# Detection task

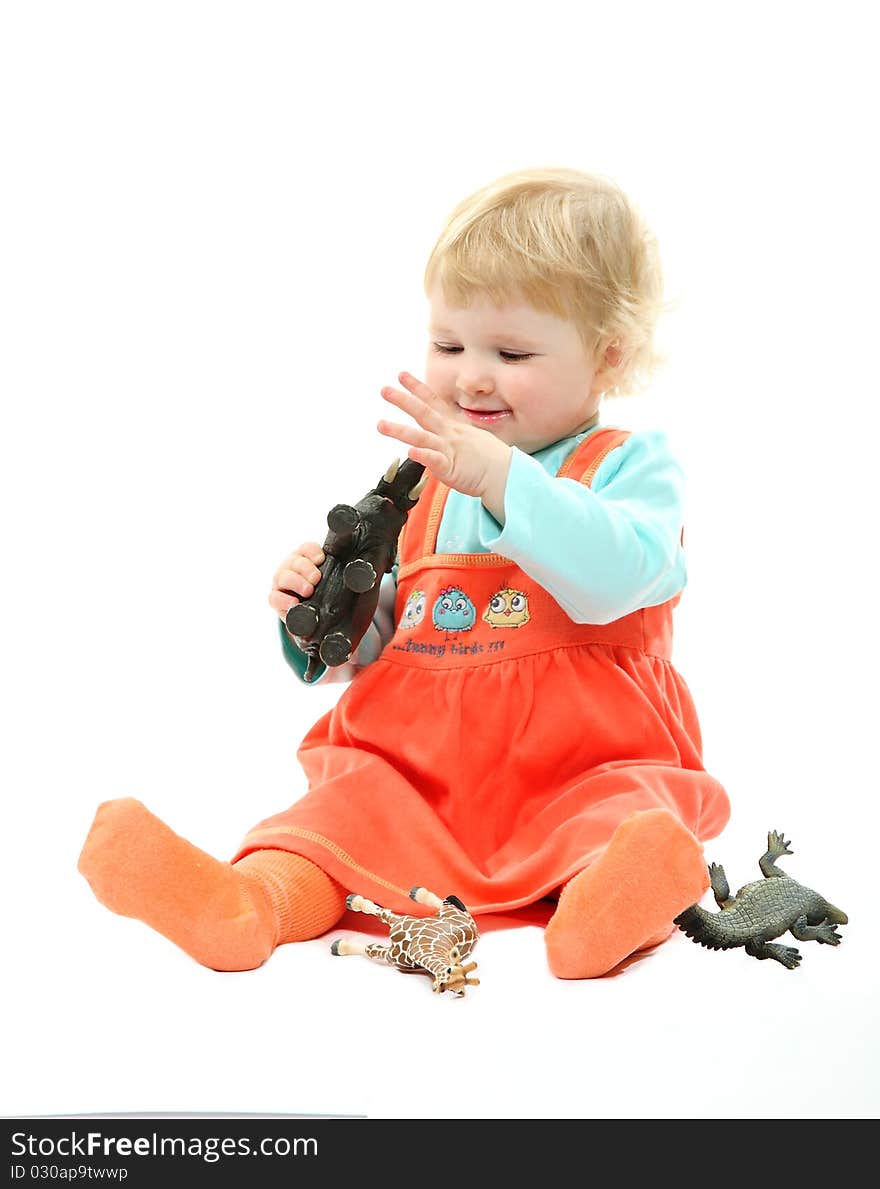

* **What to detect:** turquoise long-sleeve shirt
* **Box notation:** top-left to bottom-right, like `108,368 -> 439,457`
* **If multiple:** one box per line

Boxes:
280,424 -> 687,684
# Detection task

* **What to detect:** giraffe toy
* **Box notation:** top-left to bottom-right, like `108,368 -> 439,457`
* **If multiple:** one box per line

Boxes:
330,886 -> 480,997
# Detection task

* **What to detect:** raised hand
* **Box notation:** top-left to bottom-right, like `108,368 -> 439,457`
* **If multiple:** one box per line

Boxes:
378,372 -> 511,522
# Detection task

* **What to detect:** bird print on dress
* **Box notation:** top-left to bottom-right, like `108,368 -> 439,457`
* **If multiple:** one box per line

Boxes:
398,588 -> 427,630
431,586 -> 477,635
483,587 -> 531,628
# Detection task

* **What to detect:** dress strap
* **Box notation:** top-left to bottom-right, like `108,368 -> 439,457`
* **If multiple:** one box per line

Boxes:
559,425 -> 684,548
556,426 -> 631,486
397,470 -> 440,569
398,470 -> 508,570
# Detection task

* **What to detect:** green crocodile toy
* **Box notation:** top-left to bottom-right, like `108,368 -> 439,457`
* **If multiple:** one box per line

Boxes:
674,830 -> 848,969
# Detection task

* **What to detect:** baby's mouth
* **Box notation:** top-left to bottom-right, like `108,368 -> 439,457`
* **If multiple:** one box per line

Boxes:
459,405 -> 512,424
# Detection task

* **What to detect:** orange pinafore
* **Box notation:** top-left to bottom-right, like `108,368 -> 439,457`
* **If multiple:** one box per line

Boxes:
235,428 -> 730,914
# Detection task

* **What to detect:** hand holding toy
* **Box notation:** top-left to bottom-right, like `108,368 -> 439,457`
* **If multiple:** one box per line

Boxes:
284,457 -> 428,682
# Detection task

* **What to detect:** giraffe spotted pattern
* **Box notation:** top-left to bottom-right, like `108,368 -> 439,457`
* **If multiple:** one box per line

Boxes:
331,886 -> 480,996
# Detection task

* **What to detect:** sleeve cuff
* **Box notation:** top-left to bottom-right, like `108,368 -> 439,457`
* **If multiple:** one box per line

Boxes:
278,618 -> 328,684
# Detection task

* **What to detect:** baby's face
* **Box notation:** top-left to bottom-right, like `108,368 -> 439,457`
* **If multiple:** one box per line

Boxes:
425,286 -> 606,454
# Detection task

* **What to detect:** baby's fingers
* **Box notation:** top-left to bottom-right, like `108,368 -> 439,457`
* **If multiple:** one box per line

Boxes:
380,383 -> 445,433
291,541 -> 326,567
376,415 -> 440,455
397,371 -> 438,402
270,544 -> 325,618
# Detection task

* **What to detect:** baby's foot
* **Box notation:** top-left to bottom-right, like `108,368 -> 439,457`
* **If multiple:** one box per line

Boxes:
77,797 -> 276,970
544,808 -> 709,979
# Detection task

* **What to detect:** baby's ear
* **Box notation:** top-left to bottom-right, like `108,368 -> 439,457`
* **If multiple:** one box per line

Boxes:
589,338 -> 623,397
601,338 -> 623,371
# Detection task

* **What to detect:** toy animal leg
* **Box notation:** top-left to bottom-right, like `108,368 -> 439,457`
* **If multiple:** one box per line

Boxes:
709,862 -> 734,909
343,558 -> 378,593
745,938 -> 801,968
363,942 -> 397,965
409,886 -> 445,910
319,631 -> 353,667
329,936 -> 396,966
326,503 -> 361,544
759,831 -> 793,879
285,601 -> 319,640
345,893 -> 401,930
789,916 -> 842,946
330,937 -> 369,957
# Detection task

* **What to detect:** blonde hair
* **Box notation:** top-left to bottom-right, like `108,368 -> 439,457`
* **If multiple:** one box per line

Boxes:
423,167 -> 667,397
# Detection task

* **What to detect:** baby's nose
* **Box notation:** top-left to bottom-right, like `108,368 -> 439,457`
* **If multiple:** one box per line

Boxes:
457,369 -> 496,397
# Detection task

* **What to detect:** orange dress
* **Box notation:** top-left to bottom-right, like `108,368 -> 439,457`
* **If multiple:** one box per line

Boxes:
234,428 -> 730,914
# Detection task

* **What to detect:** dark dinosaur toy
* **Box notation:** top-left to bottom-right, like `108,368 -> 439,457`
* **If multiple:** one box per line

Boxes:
285,457 -> 428,682
674,830 -> 847,969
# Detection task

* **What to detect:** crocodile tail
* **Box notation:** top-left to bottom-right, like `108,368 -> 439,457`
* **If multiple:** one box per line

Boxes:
673,904 -> 738,950
823,901 -> 848,925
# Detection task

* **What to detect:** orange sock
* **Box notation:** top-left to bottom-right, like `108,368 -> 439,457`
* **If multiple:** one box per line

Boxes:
544,808 -> 709,979
77,797 -> 347,971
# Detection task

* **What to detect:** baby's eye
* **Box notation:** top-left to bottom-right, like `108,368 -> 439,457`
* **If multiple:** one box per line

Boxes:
431,343 -> 533,362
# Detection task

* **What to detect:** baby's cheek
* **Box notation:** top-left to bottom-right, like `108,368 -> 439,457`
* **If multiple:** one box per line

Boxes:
424,358 -> 453,396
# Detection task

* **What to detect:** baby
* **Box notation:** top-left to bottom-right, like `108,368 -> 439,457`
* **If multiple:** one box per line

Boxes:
78,167 -> 730,979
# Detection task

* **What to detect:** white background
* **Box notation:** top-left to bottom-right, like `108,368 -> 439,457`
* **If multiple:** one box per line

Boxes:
2,1 -> 878,1121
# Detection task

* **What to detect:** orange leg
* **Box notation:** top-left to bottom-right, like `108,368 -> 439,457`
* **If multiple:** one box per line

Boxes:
544,808 -> 709,979
77,797 -> 347,971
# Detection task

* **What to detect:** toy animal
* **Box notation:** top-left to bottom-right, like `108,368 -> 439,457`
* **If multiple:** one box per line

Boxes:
285,457 -> 427,682
674,830 -> 848,968
331,886 -> 480,997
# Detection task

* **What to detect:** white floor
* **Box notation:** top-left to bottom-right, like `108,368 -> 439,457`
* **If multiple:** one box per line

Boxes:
10,888 -> 877,1121
6,752 -> 877,1121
